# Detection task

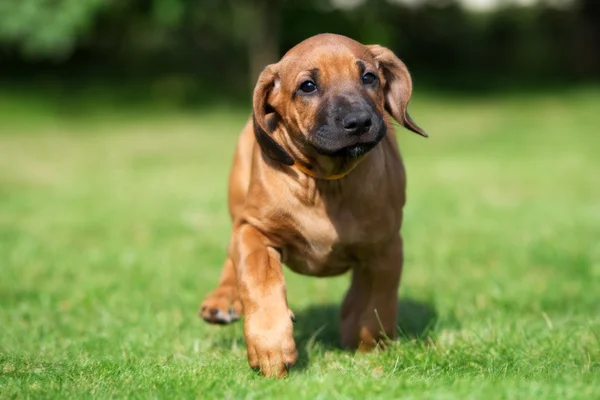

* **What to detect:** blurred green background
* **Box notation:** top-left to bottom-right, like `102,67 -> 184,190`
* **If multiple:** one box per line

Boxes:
1,0 -> 599,398
1,0 -> 599,103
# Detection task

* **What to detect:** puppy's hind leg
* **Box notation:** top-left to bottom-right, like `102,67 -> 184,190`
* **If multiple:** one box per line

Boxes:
200,121 -> 252,325
200,256 -> 243,324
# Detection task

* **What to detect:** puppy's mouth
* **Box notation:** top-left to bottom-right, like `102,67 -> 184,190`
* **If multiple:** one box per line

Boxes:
325,141 -> 378,158
309,124 -> 387,158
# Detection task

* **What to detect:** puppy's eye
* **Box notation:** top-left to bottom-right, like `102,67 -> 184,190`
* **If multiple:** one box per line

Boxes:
362,72 -> 378,85
299,80 -> 317,94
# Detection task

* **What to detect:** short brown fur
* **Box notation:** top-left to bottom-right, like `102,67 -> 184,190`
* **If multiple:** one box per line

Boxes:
199,33 -> 426,378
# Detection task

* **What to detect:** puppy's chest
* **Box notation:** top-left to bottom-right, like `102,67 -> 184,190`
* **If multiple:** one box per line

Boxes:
282,200 -> 401,276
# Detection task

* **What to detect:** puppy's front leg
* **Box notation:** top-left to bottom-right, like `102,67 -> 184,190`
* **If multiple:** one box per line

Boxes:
340,234 -> 403,351
233,223 -> 297,378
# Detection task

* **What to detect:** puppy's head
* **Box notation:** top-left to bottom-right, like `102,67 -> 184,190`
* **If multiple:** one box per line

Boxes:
253,33 -> 426,168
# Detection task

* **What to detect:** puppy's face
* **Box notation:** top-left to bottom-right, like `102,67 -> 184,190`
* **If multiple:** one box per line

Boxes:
253,34 -> 426,166
275,41 -> 388,158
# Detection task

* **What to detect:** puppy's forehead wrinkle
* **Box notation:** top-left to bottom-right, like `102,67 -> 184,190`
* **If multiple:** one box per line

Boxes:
310,68 -> 319,83
356,60 -> 366,75
280,43 -> 367,84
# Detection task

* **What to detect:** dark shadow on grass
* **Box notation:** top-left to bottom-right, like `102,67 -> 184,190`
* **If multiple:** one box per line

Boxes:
202,297 -> 447,373
291,298 -> 440,371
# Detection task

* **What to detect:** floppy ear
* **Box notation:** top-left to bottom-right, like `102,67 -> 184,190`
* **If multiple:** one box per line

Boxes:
252,64 -> 295,165
367,45 -> 428,138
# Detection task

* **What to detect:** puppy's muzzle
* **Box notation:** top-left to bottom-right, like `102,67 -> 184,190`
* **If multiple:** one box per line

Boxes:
310,95 -> 386,158
342,111 -> 372,136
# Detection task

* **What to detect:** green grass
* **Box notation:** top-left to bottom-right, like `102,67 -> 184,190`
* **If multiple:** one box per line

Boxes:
1,87 -> 599,399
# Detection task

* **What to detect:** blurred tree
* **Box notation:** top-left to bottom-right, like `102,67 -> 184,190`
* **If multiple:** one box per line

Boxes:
0,0 -> 105,59
230,0 -> 282,86
574,0 -> 600,76
0,0 -> 597,97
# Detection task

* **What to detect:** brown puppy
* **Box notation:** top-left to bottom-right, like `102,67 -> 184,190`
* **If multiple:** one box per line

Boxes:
199,33 -> 427,378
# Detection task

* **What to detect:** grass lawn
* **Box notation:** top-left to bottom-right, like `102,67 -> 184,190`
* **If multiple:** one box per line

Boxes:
1,87 -> 599,399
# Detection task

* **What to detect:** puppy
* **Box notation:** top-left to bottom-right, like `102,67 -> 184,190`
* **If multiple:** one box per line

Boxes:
200,33 -> 427,378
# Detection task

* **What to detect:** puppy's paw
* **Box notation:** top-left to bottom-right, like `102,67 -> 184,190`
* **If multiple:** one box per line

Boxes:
245,312 -> 298,378
199,287 -> 243,325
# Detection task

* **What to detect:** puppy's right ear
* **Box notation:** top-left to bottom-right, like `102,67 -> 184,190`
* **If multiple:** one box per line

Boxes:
367,45 -> 427,138
252,64 -> 294,166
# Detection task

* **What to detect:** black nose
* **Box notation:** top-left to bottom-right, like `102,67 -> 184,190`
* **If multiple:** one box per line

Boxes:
342,111 -> 372,135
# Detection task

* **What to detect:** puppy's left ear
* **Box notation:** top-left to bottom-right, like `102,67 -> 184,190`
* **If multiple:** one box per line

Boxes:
367,45 -> 428,138
252,64 -> 295,166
